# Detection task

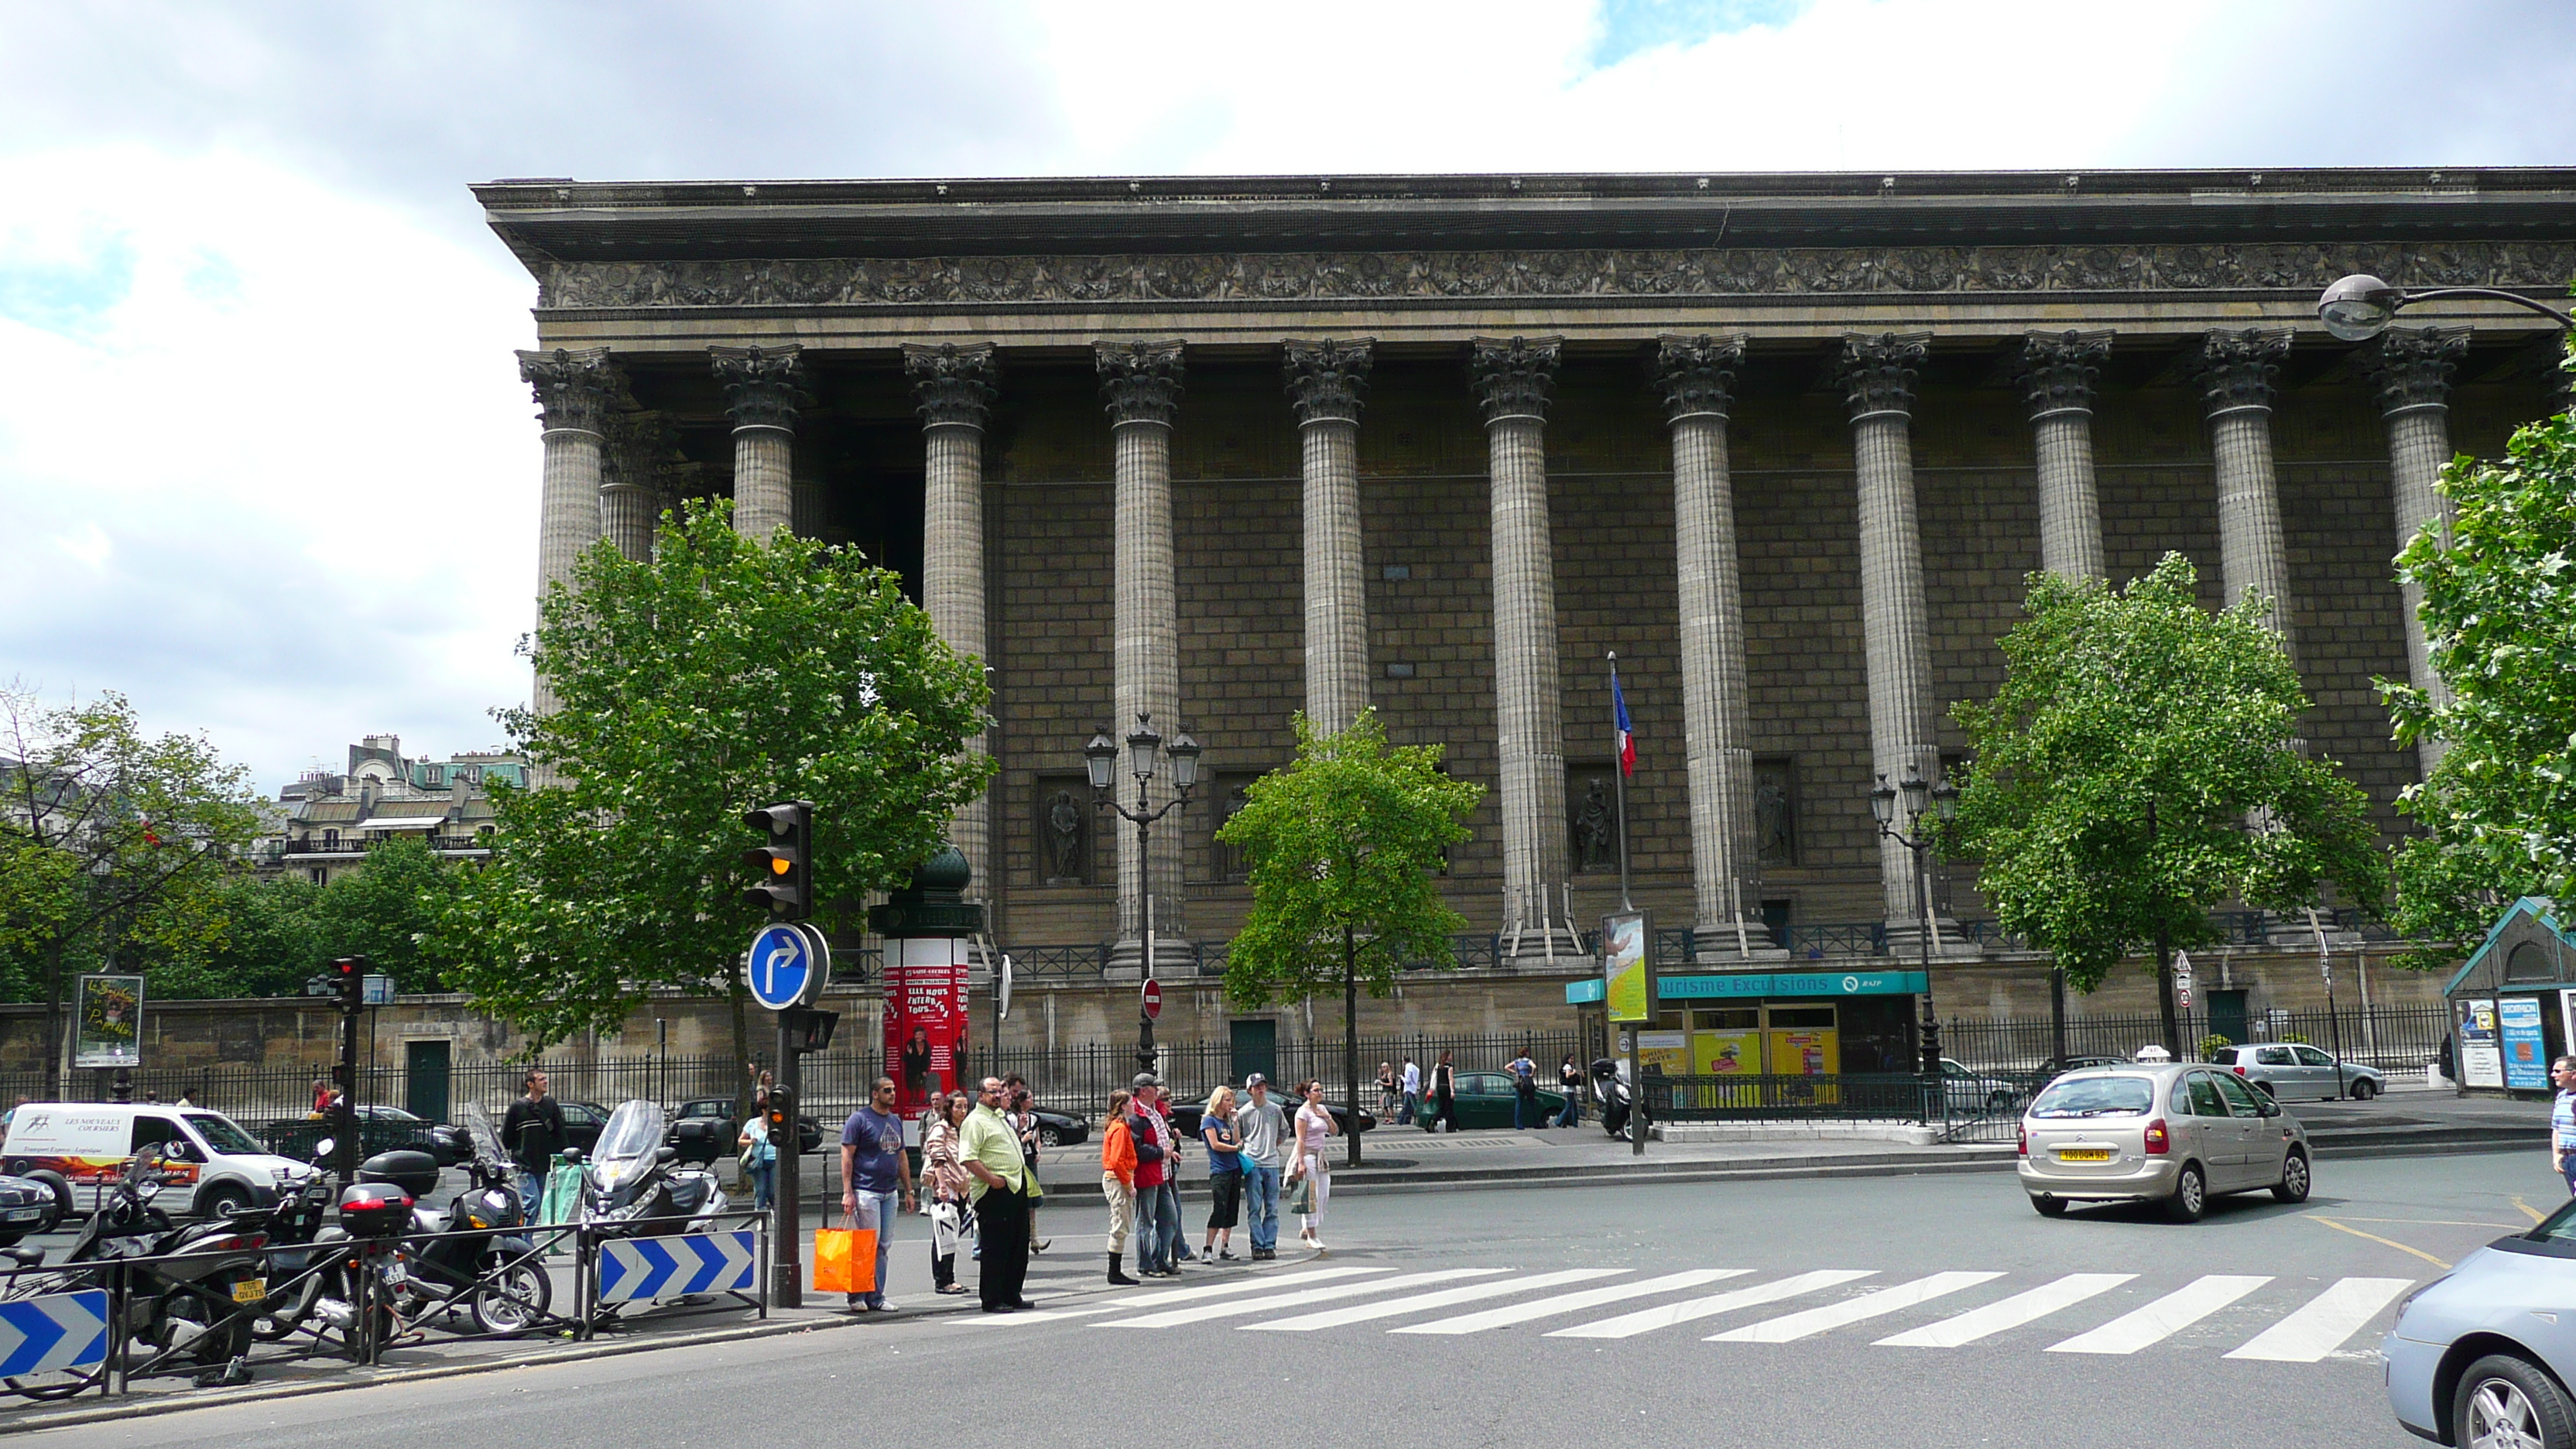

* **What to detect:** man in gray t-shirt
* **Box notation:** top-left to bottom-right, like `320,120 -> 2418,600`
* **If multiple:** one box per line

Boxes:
1232,1074 -> 1289,1260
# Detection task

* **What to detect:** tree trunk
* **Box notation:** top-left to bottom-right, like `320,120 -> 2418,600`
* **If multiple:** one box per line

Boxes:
41,940 -> 66,1100
2155,929 -> 2181,1060
730,981 -> 754,1120
1345,924 -> 1361,1169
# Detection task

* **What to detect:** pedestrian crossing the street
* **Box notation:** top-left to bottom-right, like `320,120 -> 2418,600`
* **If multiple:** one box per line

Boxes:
1040,1263 -> 2414,1363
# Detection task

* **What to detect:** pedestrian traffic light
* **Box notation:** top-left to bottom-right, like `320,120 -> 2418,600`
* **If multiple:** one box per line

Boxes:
331,956 -> 367,1015
740,802 -> 814,920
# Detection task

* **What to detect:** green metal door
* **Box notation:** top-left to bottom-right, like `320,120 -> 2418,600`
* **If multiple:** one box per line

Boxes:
2208,991 -> 2249,1046
406,1040 -> 451,1122
1229,1019 -> 1276,1088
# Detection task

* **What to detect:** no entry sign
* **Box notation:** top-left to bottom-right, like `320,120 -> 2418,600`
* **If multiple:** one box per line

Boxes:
1142,978 -> 1163,1020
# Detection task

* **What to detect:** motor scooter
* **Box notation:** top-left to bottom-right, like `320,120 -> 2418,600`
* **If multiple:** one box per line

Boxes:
319,1109 -> 552,1339
568,1101 -> 726,1239
1591,1058 -> 1647,1142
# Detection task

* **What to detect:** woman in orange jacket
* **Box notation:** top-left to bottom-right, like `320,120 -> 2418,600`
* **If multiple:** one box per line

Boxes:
1101,1088 -> 1140,1285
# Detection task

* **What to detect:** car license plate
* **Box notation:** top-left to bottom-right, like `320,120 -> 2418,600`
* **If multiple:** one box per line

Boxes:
0,1208 -> 39,1223
231,1278 -> 265,1304
2057,1147 -> 2113,1163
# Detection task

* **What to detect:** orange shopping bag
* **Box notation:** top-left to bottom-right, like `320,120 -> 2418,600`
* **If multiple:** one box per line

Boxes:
814,1216 -> 877,1295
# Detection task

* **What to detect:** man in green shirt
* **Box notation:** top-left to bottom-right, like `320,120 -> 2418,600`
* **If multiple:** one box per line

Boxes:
960,1077 -> 1033,1313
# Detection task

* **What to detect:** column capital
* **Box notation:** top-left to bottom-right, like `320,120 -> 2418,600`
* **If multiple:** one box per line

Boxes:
2017,330 -> 2113,420
1834,332 -> 1929,422
2190,328 -> 2291,418
902,341 -> 1000,430
1096,339 -> 1186,427
601,408 -> 677,495
2361,326 -> 2470,418
1469,335 -> 1562,423
1283,337 -> 1374,425
516,347 -> 620,435
710,344 -> 810,432
1652,334 -> 1744,422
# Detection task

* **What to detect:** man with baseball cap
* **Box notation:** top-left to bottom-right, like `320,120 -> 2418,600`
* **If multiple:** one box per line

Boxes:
1234,1073 -> 1287,1261
1125,1074 -> 1181,1276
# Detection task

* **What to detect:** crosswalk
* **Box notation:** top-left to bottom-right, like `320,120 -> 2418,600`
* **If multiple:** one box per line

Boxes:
1004,1263 -> 2417,1362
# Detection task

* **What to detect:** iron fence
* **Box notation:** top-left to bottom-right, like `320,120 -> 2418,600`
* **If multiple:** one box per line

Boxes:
1937,1002 -> 2451,1077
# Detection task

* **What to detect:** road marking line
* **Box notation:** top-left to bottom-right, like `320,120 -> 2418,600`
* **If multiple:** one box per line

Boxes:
1547,1271 -> 1875,1341
1098,1270 -> 1502,1329
2225,1277 -> 2414,1362
1101,1266 -> 1392,1308
2513,1196 -> 2549,1225
2307,1216 -> 2451,1269
1391,1270 -> 1752,1335
943,1303 -> 1135,1324
2046,1275 -> 2273,1355
2331,1218 -> 2522,1229
1710,1272 -> 2002,1343
1241,1270 -> 1625,1332
1875,1273 -> 2137,1348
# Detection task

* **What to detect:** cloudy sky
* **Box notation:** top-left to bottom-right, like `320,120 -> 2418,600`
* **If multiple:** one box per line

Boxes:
2,0 -> 2570,792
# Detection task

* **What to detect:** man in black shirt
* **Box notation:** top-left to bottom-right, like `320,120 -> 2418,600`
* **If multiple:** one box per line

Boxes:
500,1070 -> 565,1209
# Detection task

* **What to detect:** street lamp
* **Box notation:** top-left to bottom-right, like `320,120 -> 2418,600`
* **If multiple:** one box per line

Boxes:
1087,712 -> 1201,1074
1871,765 -> 1958,1079
2317,272 -> 2575,341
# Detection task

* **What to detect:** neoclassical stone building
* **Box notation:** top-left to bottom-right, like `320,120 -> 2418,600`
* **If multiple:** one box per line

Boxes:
480,169 -> 2574,991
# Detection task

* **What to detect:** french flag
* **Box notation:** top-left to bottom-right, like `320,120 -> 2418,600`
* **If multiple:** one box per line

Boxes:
1613,673 -> 1636,778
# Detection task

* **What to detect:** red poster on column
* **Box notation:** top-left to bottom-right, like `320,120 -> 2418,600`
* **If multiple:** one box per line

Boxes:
884,937 -> 973,1136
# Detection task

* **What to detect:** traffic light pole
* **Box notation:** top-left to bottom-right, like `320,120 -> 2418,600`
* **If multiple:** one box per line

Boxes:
772,1009 -> 803,1309
333,956 -> 367,1183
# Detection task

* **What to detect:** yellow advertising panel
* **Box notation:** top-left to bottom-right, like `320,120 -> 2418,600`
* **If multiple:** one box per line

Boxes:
1691,1030 -> 1759,1076
1768,1029 -> 1840,1077
1635,1031 -> 1689,1076
1602,911 -> 1655,1024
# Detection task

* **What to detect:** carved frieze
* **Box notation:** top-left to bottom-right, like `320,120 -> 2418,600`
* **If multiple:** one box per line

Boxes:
2017,330 -> 2114,420
2360,326 -> 2471,416
1651,334 -> 1745,422
709,344 -> 809,431
1097,339 -> 1185,426
536,240 -> 2576,310
2191,329 -> 2293,417
1470,336 -> 1562,422
515,347 -> 619,434
1282,338 -> 1373,425
902,341 -> 999,430
1835,333 -> 1930,421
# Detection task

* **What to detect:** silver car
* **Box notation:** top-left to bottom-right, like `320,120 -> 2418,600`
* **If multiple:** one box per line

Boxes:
2018,1063 -> 2311,1222
2206,1042 -> 2388,1101
2387,1198 -> 2576,1446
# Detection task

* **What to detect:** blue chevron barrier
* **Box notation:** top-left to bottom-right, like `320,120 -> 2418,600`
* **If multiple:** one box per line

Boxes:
0,1290 -> 108,1377
596,1231 -> 757,1304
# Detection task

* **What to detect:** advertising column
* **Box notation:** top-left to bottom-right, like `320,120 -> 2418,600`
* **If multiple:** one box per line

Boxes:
869,848 -> 985,1145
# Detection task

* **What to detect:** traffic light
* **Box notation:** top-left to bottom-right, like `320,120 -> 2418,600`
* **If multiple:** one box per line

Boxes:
761,1087 -> 796,1138
740,802 -> 814,920
330,956 -> 367,1014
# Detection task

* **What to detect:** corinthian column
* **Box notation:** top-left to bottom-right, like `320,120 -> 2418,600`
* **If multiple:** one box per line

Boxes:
1653,336 -> 1773,957
601,409 -> 675,563
1098,340 -> 1187,963
1472,336 -> 1576,960
1283,339 -> 1373,735
1835,334 -> 1941,932
905,341 -> 1001,890
2191,330 -> 2297,654
2018,331 -> 2112,581
2362,326 -> 2469,777
516,346 -> 618,717
711,344 -> 807,538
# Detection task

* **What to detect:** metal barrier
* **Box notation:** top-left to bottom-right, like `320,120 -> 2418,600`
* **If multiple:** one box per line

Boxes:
1642,1071 -> 2023,1144
572,1209 -> 769,1341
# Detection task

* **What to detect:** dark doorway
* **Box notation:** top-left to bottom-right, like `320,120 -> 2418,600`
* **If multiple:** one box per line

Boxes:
1229,1019 -> 1277,1088
2208,991 -> 2249,1046
406,1040 -> 451,1123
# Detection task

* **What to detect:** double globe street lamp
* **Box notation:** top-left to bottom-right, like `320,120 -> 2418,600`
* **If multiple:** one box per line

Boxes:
1084,713 -> 1201,1073
1870,765 -> 1958,1079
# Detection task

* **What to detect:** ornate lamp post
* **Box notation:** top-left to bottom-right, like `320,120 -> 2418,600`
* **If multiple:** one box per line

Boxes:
1086,713 -> 1201,1073
1870,765 -> 1959,1078
2318,273 -> 2574,341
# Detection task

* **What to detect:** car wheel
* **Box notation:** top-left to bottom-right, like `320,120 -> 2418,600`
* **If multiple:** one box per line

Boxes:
2164,1163 -> 2208,1223
2454,1353 -> 2576,1449
2030,1195 -> 2069,1218
196,1182 -> 255,1219
1040,1126 -> 1066,1147
2351,1078 -> 2379,1101
2272,1149 -> 2311,1204
25,1170 -> 71,1225
2254,1079 -> 2277,1098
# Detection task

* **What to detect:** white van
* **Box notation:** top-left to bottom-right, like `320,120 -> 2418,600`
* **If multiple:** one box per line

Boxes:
0,1103 -> 320,1218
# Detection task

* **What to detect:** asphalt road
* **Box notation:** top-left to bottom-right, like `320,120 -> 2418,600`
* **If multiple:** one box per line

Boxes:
39,1149 -> 2564,1449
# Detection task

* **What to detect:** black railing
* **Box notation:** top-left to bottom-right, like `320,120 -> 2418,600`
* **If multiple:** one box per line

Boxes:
1647,1071 -> 1942,1123
1939,1002 -> 2451,1078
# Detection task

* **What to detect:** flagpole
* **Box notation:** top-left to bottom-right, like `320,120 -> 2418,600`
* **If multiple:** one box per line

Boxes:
1608,651 -> 1632,912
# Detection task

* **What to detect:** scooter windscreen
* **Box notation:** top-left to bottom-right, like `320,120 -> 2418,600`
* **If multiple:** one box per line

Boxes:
588,1100 -> 667,1194
461,1106 -> 509,1170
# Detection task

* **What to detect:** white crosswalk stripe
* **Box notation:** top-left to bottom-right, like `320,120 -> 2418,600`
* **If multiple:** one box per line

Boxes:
1875,1273 -> 2138,1348
1098,1270 -> 1505,1329
1547,1270 -> 1877,1340
2225,1277 -> 2414,1362
2046,1275 -> 2274,1355
1391,1269 -> 1753,1335
1242,1269 -> 1628,1332
1103,1266 -> 1392,1309
1709,1272 -> 2004,1343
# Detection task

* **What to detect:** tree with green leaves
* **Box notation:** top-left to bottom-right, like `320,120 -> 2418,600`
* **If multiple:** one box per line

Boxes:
0,684 -> 265,1071
2384,398 -> 2576,967
437,499 -> 992,1057
1950,556 -> 2386,1056
154,835 -> 466,1001
1214,709 -> 1483,1165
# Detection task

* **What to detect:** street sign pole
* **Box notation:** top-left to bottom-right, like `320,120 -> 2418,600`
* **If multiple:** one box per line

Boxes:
773,1006 -> 803,1309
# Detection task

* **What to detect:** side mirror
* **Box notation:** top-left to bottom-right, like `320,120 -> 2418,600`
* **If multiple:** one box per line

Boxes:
2255,1098 -> 2281,1118
314,1137 -> 337,1159
559,1148 -> 584,1166
161,1141 -> 200,1163
655,1145 -> 678,1165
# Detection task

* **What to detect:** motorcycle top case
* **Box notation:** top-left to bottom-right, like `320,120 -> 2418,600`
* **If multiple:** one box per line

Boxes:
356,1149 -> 440,1198
337,1180 -> 416,1237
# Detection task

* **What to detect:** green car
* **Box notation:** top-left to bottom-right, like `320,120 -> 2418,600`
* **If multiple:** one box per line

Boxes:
1422,1071 -> 1567,1130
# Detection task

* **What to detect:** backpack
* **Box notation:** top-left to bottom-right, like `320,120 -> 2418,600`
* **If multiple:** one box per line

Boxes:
1512,1060 -> 1535,1092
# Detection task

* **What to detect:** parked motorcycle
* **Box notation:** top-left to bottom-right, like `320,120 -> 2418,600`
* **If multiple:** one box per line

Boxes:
567,1100 -> 725,1238
1591,1058 -> 1646,1142
248,1138 -> 343,1343
321,1109 -> 552,1338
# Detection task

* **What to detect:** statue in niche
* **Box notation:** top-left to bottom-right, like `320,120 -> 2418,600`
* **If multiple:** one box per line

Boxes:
1573,779 -> 1615,872
1755,766 -> 1797,868
1218,783 -> 1252,881
1044,791 -> 1086,882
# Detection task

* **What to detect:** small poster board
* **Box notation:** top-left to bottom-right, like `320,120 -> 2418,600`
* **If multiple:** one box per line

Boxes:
73,975 -> 145,1069
1602,910 -> 1656,1026
2459,998 -> 2504,1090
2501,996 -> 2547,1091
